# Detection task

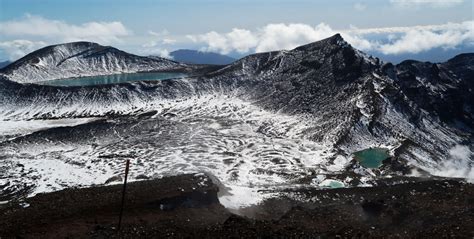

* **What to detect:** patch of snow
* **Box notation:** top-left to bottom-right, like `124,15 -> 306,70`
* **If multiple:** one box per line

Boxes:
218,185 -> 274,210
0,118 -> 99,142
319,179 -> 345,188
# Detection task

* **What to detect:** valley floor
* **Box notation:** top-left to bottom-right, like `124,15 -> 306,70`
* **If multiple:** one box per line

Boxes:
0,174 -> 473,238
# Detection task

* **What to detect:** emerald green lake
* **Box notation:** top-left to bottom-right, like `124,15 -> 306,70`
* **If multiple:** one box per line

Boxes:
353,148 -> 390,168
40,72 -> 186,87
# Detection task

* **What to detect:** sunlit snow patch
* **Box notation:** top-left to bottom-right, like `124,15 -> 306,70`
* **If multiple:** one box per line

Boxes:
0,118 -> 99,142
0,95 -> 340,208
319,179 -> 345,188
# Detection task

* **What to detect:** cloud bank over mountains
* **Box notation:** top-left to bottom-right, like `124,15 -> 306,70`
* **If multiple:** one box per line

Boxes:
0,40 -> 47,61
0,14 -> 472,61
188,21 -> 473,56
0,14 -> 129,44
0,14 -> 131,60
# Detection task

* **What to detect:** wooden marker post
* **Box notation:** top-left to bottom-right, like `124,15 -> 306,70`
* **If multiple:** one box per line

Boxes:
118,159 -> 130,231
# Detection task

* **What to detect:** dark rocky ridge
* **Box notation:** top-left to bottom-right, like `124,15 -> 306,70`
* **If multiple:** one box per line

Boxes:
391,54 -> 474,130
0,175 -> 472,238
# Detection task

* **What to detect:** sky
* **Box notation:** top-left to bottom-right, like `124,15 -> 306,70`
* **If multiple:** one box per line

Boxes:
0,0 -> 473,62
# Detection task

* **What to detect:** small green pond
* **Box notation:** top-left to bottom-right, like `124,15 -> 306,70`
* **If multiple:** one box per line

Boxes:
353,147 -> 390,168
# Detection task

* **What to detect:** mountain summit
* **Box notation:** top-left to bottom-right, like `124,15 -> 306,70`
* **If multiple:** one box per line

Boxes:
212,33 -> 378,79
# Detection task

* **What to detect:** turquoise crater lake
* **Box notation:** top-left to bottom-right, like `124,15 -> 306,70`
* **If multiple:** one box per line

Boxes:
39,72 -> 187,87
353,148 -> 390,168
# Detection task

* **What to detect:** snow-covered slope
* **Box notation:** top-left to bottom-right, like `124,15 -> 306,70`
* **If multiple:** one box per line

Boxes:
0,34 -> 472,206
202,34 -> 473,179
0,42 -> 190,83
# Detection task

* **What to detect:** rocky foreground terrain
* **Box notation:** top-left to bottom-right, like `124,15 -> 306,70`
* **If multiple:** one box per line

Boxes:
0,174 -> 473,238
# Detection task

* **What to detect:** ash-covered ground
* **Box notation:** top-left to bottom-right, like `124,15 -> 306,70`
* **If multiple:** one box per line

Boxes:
0,174 -> 472,238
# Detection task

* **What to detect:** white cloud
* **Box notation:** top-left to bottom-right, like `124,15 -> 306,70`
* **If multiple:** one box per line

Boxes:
226,28 -> 258,53
390,0 -> 464,7
0,14 -> 132,60
141,41 -> 173,59
152,49 -> 173,59
144,38 -> 175,47
1,15 -> 471,61
146,29 -> 177,46
0,14 -> 130,44
354,3 -> 367,11
256,23 -> 337,52
0,40 -> 47,60
148,29 -> 169,37
378,21 -> 473,54
142,40 -> 159,48
188,23 -> 375,54
187,28 -> 257,54
347,21 -> 473,34
187,21 -> 472,56
188,23 -> 360,54
140,32 -> 173,59
162,38 -> 177,44
137,47 -> 172,59
187,31 -> 229,53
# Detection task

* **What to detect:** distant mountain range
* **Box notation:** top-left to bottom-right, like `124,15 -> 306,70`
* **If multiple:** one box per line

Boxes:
169,49 -> 236,65
369,45 -> 474,64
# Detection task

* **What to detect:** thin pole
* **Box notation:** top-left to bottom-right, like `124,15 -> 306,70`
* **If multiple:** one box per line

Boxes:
118,159 -> 130,231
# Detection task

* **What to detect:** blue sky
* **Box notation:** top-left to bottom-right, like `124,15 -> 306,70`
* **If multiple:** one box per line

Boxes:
0,0 -> 473,62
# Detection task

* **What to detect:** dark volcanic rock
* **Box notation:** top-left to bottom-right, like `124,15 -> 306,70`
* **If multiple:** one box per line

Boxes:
0,176 -> 472,238
0,174 -> 228,238
393,54 -> 474,129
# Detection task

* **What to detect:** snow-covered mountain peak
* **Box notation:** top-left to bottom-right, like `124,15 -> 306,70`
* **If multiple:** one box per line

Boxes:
211,33 -> 379,80
0,41 -> 190,84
